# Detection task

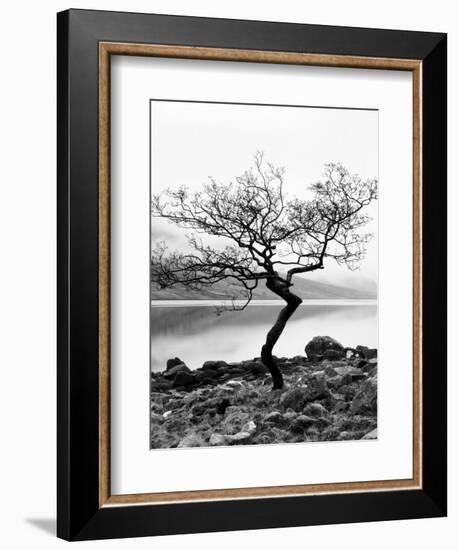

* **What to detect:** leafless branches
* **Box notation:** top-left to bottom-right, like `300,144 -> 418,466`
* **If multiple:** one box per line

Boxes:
151,153 -> 377,309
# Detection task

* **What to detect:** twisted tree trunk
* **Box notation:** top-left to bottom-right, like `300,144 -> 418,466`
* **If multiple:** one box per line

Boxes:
261,279 -> 303,389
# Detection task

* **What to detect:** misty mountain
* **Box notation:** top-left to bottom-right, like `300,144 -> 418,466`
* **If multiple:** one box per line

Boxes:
151,275 -> 376,301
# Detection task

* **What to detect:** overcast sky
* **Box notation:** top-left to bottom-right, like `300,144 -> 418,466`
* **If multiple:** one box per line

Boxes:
150,100 -> 378,286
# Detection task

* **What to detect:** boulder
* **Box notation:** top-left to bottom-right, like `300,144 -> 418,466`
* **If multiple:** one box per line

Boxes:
225,380 -> 244,388
163,363 -> 191,379
339,384 -> 358,401
166,357 -> 186,370
195,369 -> 218,382
350,378 -> 377,414
165,397 -> 186,411
209,433 -> 226,446
221,409 -> 251,435
172,371 -> 197,388
333,366 -> 367,381
150,410 -> 164,422
344,347 -> 357,359
291,355 -> 308,365
280,387 -> 309,412
280,376 -> 330,412
356,346 -> 378,360
177,433 -> 206,447
264,411 -> 285,425
283,411 -> 298,422
322,349 -> 344,361
367,349 -> 378,359
303,402 -> 329,418
242,420 -> 257,434
361,361 -> 377,374
326,375 -> 347,390
306,374 -> 331,401
256,432 -> 276,445
250,362 -> 269,375
215,384 -> 243,398
227,368 -> 245,378
362,428 -> 378,440
335,400 -> 348,413
355,345 -> 369,358
191,397 -> 230,417
202,360 -> 228,371
150,380 -> 173,391
305,336 -> 344,360
226,431 -> 253,444
216,398 -> 231,415
228,362 -> 243,369
324,365 -> 338,377
291,415 -> 316,434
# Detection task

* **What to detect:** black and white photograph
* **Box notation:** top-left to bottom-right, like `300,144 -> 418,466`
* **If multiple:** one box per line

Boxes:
150,100 -> 379,449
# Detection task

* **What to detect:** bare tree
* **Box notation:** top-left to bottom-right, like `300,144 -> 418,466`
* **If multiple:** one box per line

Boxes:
151,152 -> 377,389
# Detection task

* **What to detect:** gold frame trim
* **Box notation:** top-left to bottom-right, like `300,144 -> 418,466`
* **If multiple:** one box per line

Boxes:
98,42 -> 422,507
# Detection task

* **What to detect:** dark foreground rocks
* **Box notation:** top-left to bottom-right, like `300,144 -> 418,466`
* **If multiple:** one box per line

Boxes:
150,339 -> 378,449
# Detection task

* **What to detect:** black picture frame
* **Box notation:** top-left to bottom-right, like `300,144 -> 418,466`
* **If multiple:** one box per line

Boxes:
57,8 -> 447,541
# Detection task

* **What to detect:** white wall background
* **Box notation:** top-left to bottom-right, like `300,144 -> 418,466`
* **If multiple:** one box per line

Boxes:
0,1 -> 454,548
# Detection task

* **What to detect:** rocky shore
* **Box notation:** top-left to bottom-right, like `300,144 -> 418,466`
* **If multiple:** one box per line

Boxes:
150,336 -> 378,449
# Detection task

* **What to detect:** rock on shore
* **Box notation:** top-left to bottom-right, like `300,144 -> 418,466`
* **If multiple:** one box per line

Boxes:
150,337 -> 378,449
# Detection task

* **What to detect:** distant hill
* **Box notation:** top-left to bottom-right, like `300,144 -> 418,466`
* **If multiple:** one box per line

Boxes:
151,275 -> 376,301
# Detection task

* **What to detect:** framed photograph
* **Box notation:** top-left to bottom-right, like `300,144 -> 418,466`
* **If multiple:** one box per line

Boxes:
57,9 -> 447,541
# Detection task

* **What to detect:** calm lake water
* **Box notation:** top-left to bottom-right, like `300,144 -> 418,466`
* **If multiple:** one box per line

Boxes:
150,300 -> 377,372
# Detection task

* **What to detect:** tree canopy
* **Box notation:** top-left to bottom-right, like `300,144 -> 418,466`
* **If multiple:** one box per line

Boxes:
152,152 -> 377,305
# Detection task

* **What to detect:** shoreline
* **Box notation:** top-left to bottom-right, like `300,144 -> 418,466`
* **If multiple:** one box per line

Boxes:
151,344 -> 378,449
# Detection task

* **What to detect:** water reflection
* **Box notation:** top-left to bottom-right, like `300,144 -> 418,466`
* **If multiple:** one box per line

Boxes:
150,302 -> 377,372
